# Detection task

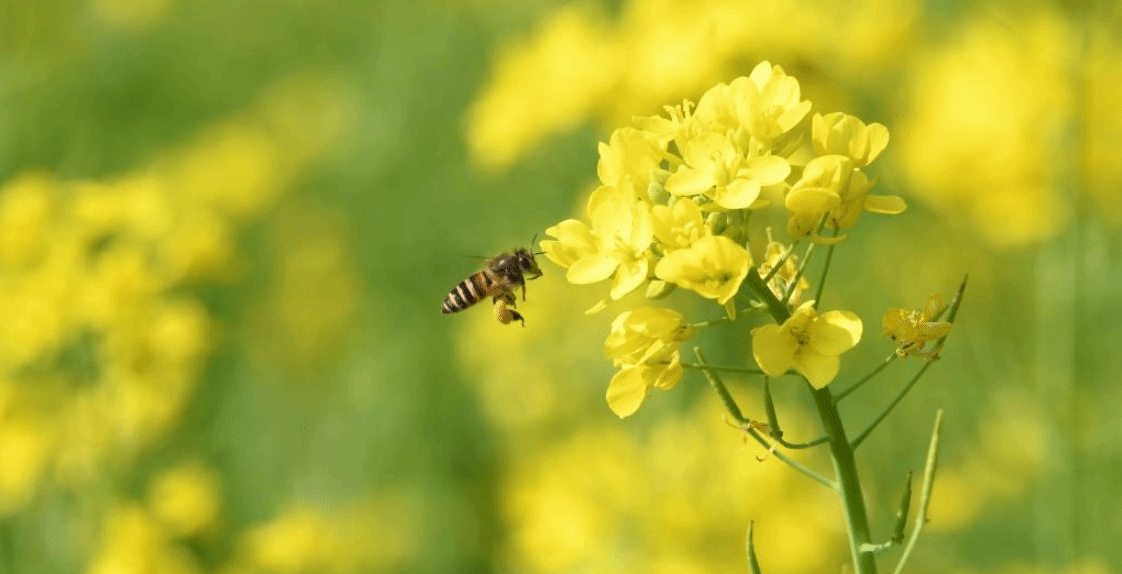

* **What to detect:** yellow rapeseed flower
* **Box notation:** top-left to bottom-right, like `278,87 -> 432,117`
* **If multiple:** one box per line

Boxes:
811,112 -> 889,168
882,295 -> 953,358
665,132 -> 789,210
597,127 -> 667,189
650,198 -> 709,251
751,301 -> 863,388
541,186 -> 654,300
654,235 -> 750,304
603,307 -> 693,417
693,62 -> 812,148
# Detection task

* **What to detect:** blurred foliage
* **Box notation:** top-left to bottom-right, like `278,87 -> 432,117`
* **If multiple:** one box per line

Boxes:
0,0 -> 1119,573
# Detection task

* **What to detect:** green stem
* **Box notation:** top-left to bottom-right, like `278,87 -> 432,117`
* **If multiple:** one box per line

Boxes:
746,521 -> 763,574
743,426 -> 836,490
680,362 -> 764,375
850,360 -> 934,450
835,354 -> 899,402
810,228 -> 840,308
811,385 -> 878,574
694,348 -> 747,422
892,410 -> 944,574
764,379 -> 828,449
745,260 -> 875,573
694,349 -> 835,489
744,268 -> 792,323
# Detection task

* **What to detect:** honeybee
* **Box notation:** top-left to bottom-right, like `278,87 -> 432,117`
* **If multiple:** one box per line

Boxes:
441,244 -> 543,326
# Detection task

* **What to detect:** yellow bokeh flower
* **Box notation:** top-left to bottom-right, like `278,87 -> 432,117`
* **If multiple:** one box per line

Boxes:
882,295 -> 953,358
751,301 -> 863,388
541,187 -> 653,300
897,8 -> 1074,247
603,307 -> 693,417
147,461 -> 222,537
653,235 -> 750,304
85,504 -> 201,574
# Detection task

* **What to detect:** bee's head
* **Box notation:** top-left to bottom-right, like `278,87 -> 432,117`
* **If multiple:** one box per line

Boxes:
515,247 -> 543,280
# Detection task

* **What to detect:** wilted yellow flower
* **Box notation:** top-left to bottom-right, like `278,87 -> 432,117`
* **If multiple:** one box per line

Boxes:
654,235 -> 750,304
751,301 -> 863,388
541,187 -> 654,300
756,238 -> 809,305
603,307 -> 693,417
811,112 -> 889,168
882,295 -> 953,358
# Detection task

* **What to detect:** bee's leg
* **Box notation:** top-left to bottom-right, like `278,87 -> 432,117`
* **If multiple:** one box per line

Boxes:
493,293 -> 525,326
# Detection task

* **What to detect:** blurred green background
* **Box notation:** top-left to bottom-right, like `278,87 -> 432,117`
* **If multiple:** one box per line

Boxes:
0,0 -> 1120,573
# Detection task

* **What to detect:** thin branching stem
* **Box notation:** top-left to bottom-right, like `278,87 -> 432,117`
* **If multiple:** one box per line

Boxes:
850,277 -> 967,449
693,349 -> 835,489
763,379 -> 829,449
746,521 -> 763,574
850,360 -> 934,450
810,227 -> 841,309
836,353 -> 899,402
743,426 -> 836,490
680,362 -> 764,375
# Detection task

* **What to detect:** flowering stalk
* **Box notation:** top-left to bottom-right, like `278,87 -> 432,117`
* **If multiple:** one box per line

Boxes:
539,62 -> 960,573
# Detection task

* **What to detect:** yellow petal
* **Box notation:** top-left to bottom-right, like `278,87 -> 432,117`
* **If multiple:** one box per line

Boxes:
811,310 -> 864,355
786,186 -> 840,213
865,123 -> 889,164
652,357 -> 683,391
916,321 -> 953,340
794,348 -> 840,389
751,324 -> 796,377
863,194 -> 907,215
666,166 -> 714,197
715,179 -> 761,210
567,252 -> 618,284
606,367 -> 648,418
739,155 -> 790,185
584,299 -> 609,314
609,258 -> 648,299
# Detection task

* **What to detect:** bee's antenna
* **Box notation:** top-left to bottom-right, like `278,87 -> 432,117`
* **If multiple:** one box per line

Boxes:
531,232 -> 545,255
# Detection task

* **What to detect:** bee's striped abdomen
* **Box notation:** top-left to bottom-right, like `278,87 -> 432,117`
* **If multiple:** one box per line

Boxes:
442,271 -> 496,314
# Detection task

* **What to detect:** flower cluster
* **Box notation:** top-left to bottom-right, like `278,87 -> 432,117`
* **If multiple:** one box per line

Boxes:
603,307 -> 694,417
542,62 -> 905,415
